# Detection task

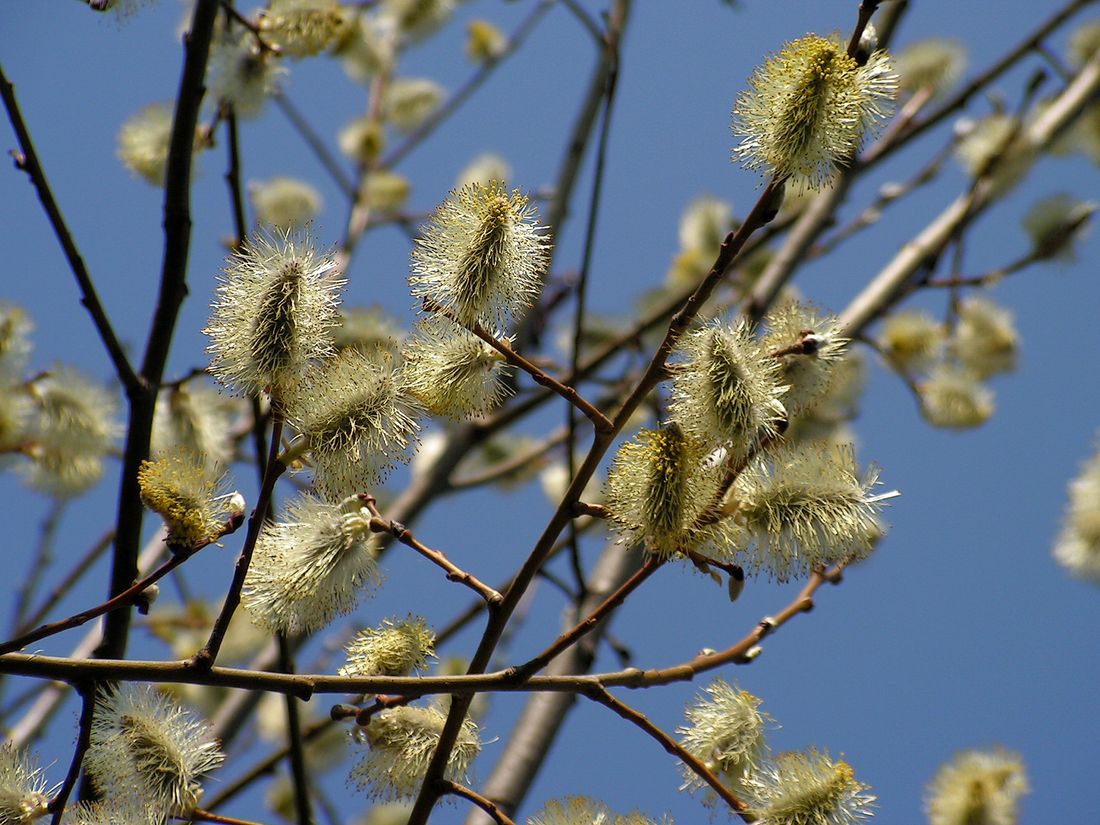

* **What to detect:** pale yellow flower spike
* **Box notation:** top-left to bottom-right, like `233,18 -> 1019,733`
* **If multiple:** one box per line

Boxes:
733,34 -> 897,191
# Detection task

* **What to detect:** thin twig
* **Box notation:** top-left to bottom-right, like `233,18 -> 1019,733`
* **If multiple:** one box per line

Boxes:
47,681 -> 95,825
278,635 -> 315,825
194,413 -> 286,668
583,685 -> 752,821
9,500 -> 66,637
360,495 -> 503,605
274,93 -> 356,198
18,528 -> 114,633
565,15 -> 622,600
0,64 -> 141,394
557,0 -> 602,42
438,781 -> 518,825
380,0 -> 553,170
448,428 -> 566,491
509,556 -> 662,681
100,0 -> 221,663
427,303 -> 613,434
191,809 -> 272,825
0,516 -> 242,656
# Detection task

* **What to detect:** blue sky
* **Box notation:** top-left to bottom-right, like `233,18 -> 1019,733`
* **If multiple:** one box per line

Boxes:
2,1 -> 1100,824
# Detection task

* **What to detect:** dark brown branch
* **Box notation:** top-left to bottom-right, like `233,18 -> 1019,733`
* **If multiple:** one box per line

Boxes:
99,0 -> 220,663
0,65 -> 141,395
438,781 -> 518,825
0,562 -> 844,696
509,556 -> 662,682
223,108 -> 249,249
583,685 -> 752,821
845,1 -> 881,59
277,636 -> 315,825
47,681 -> 95,825
193,413 -> 286,668
0,515 -> 241,656
360,495 -> 503,605
427,303 -> 614,435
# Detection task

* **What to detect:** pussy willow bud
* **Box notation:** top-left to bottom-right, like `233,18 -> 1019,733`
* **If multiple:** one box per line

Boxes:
287,349 -> 420,500
1022,194 -> 1096,262
0,744 -> 51,825
137,449 -> 230,550
243,495 -> 380,635
605,425 -> 738,558
744,748 -> 875,825
85,684 -> 224,816
954,114 -> 1034,194
528,797 -> 664,825
205,229 -> 343,399
249,177 -> 322,231
23,368 -> 119,497
0,303 -> 33,378
465,19 -> 506,64
260,0 -> 346,58
733,442 -> 888,581
383,0 -> 454,43
668,319 -> 787,457
209,34 -> 285,119
950,296 -> 1018,379
382,78 -> 444,134
456,153 -> 512,190
732,34 -> 897,191
762,301 -> 848,415
409,182 -> 549,328
151,384 -> 236,473
401,316 -> 513,418
339,116 -> 385,164
677,678 -> 769,800
879,310 -> 944,374
351,706 -> 480,800
1053,441 -> 1100,584
920,365 -> 994,430
925,748 -> 1027,825
117,103 -> 174,186
340,615 -> 436,677
895,38 -> 967,98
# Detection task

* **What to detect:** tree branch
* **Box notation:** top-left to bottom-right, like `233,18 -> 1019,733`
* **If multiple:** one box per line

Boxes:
0,64 -> 141,395
359,495 -> 503,605
0,515 -> 241,656
47,681 -> 95,825
438,781 -> 518,825
99,0 -> 220,663
583,685 -> 752,821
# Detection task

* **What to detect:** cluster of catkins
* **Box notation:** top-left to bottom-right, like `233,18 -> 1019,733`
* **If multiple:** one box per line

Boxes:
179,179 -> 545,639
604,303 -> 889,580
